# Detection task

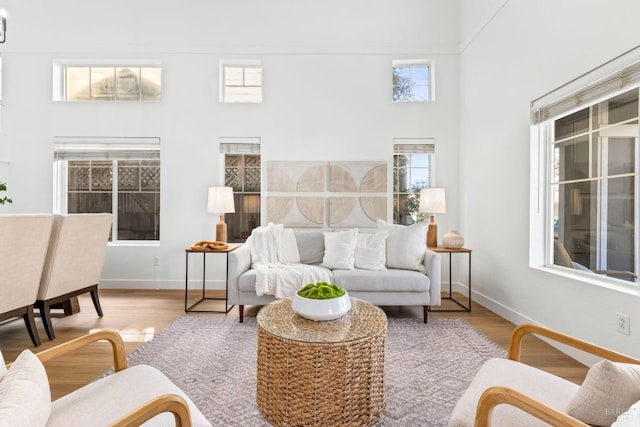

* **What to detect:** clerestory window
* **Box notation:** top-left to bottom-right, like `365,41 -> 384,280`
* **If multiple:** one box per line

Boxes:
53,63 -> 162,102
220,62 -> 262,103
392,60 -> 433,102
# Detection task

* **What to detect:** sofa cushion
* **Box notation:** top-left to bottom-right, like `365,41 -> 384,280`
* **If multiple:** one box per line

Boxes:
566,360 -> 640,426
448,358 -> 579,427
294,230 -> 325,264
321,229 -> 357,270
48,364 -> 211,427
0,349 -> 51,427
354,231 -> 387,271
332,268 -> 429,292
377,220 -> 427,272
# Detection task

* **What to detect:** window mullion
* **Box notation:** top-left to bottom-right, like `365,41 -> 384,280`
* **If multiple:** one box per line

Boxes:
597,138 -> 608,270
112,160 -> 118,241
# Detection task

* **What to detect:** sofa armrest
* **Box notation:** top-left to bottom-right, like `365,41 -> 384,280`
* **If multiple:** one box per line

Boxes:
424,249 -> 441,306
227,244 -> 251,304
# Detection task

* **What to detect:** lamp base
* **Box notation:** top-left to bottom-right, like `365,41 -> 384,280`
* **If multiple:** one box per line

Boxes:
426,215 -> 438,248
216,215 -> 228,243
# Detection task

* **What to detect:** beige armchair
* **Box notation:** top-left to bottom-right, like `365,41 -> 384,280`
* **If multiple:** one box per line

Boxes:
36,213 -> 112,340
1,329 -> 211,426
0,214 -> 54,347
448,323 -> 640,427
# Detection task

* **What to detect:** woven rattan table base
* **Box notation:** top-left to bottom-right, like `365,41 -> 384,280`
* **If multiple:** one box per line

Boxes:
256,298 -> 387,426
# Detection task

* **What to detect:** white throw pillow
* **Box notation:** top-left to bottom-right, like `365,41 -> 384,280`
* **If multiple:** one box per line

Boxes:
377,220 -> 427,272
321,228 -> 358,270
0,349 -> 51,427
566,360 -> 640,426
354,231 -> 388,271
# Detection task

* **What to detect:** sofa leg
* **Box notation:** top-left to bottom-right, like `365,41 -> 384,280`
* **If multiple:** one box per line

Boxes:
239,305 -> 244,323
423,306 -> 429,324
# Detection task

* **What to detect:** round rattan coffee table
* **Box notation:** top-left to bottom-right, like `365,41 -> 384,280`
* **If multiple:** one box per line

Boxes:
256,297 -> 387,427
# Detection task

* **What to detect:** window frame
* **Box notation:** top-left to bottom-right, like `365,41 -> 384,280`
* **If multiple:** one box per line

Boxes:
52,60 -> 162,102
392,59 -> 434,103
530,46 -> 640,292
53,137 -> 161,244
393,139 -> 435,225
220,138 -> 261,243
219,60 -> 263,104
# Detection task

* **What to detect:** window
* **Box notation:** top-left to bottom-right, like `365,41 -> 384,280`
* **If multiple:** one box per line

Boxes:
53,62 -> 162,101
393,139 -> 435,224
393,60 -> 433,102
220,62 -> 262,103
531,47 -> 640,284
221,139 -> 261,242
53,137 -> 161,242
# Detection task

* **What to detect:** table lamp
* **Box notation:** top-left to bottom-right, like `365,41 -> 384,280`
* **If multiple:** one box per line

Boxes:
419,188 -> 446,248
208,187 -> 235,242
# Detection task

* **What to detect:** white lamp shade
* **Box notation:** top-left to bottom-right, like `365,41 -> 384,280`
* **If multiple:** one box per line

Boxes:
419,188 -> 446,214
207,187 -> 235,214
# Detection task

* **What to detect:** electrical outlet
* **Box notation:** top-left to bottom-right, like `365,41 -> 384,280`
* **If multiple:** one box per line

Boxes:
153,256 -> 160,266
616,313 -> 630,335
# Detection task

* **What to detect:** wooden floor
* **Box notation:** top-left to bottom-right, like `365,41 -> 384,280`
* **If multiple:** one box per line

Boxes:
0,289 -> 589,400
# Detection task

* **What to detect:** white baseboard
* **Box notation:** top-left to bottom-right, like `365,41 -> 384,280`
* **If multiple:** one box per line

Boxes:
451,282 -> 597,367
100,279 -> 226,290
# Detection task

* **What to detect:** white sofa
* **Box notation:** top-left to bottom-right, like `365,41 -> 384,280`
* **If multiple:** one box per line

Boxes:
228,223 -> 442,323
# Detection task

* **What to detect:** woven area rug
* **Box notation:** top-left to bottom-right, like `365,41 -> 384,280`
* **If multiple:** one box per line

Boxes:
122,317 -> 506,426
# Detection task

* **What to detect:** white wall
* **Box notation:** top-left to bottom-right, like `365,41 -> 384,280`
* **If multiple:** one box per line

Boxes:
459,0 -> 640,357
0,1 -> 460,288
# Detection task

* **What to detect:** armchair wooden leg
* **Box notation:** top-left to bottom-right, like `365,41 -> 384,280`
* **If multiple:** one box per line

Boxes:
23,305 -> 41,347
38,301 -> 56,340
89,286 -> 104,317
423,306 -> 429,324
239,305 -> 244,323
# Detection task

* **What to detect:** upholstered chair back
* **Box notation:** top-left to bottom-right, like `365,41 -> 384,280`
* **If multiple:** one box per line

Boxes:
0,215 -> 54,313
38,213 -> 112,301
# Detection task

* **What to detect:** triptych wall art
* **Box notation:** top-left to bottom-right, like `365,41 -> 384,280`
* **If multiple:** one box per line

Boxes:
266,161 -> 387,228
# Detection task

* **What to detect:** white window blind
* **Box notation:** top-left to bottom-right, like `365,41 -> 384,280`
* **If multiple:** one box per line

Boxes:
220,137 -> 261,154
532,46 -> 640,124
393,138 -> 435,154
53,137 -> 160,160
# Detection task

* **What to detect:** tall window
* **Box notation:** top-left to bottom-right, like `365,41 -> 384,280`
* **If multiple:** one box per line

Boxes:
220,62 -> 262,103
532,47 -> 640,284
393,140 -> 435,224
393,60 -> 433,102
54,137 -> 161,242
52,62 -> 162,102
221,139 -> 261,242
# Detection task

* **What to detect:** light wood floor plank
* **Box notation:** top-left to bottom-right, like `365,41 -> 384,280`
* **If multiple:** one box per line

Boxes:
0,290 -> 589,400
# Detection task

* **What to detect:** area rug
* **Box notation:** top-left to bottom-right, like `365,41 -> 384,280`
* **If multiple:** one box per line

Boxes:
122,317 -> 506,426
